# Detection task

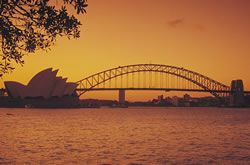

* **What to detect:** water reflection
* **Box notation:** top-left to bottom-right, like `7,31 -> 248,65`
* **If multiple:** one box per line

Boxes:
0,107 -> 250,164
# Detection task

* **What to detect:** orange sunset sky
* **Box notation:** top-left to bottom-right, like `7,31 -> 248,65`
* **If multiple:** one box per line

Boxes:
1,0 -> 250,101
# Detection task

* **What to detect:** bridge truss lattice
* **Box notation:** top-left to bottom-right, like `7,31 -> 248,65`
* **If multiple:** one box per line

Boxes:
76,64 -> 230,98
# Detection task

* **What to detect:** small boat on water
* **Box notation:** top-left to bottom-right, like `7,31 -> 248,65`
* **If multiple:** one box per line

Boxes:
25,104 -> 32,108
110,103 -> 128,108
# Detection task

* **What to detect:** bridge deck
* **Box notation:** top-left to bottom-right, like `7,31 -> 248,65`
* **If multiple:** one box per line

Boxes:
76,88 -> 250,94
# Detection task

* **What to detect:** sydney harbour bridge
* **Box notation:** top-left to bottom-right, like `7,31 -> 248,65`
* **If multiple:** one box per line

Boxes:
75,64 -> 249,106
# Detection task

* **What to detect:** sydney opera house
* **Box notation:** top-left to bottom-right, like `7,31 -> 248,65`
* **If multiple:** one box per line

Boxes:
3,68 -> 79,107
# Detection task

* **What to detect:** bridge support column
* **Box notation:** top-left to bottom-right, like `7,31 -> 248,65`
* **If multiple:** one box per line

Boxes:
119,89 -> 126,105
230,80 -> 245,107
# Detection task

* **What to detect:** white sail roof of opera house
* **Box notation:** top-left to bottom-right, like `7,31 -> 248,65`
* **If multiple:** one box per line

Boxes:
4,68 -> 78,99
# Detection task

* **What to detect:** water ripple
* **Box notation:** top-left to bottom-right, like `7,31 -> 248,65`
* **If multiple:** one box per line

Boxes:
0,107 -> 250,164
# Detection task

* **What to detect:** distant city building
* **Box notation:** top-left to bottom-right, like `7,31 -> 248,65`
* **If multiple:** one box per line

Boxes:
4,68 -> 77,99
183,94 -> 191,101
158,95 -> 164,101
183,94 -> 192,107
0,88 -> 5,97
171,96 -> 179,106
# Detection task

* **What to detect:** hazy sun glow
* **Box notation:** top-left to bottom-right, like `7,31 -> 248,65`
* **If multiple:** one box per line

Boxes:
1,0 -> 250,101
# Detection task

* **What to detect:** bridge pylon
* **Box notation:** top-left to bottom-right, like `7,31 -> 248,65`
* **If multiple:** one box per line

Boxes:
230,80 -> 245,106
119,89 -> 126,105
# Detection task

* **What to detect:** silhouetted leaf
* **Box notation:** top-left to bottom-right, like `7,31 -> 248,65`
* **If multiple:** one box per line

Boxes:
0,0 -> 87,76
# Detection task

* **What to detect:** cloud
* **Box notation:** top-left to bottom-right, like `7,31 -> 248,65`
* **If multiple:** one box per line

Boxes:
166,18 -> 205,32
167,18 -> 184,28
193,24 -> 205,31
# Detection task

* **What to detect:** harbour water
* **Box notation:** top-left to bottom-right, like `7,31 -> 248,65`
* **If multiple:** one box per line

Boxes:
0,107 -> 250,164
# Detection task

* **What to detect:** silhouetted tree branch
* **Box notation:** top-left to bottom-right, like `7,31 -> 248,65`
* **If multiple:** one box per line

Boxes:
0,0 -> 88,76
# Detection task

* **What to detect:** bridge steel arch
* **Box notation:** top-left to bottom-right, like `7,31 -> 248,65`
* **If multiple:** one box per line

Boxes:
76,64 -> 230,98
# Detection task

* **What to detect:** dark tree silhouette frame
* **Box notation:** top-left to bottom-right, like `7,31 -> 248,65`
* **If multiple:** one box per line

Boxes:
0,0 -> 87,76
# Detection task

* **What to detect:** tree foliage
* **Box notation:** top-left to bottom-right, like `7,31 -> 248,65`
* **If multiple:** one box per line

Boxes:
0,0 -> 87,76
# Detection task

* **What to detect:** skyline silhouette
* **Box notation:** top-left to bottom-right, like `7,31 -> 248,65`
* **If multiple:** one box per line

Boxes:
1,0 -> 250,100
